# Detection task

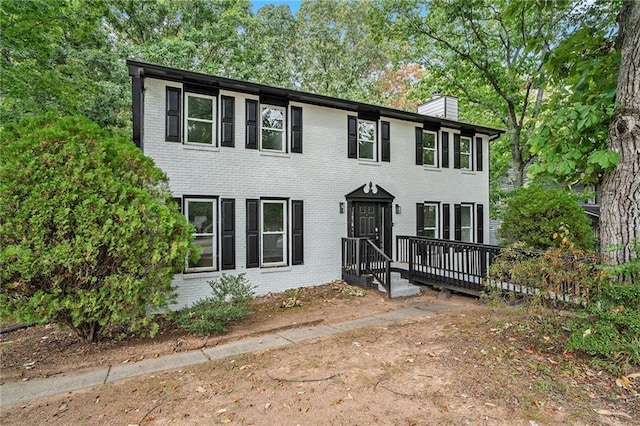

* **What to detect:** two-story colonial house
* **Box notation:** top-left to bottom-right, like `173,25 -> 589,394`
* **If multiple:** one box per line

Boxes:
127,60 -> 503,308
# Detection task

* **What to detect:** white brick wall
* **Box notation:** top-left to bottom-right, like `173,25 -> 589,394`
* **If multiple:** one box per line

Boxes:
142,78 -> 491,308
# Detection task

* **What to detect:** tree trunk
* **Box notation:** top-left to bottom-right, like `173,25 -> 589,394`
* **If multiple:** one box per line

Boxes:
600,0 -> 640,271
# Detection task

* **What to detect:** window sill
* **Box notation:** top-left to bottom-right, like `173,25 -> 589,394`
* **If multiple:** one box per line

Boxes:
183,144 -> 219,152
358,160 -> 380,166
182,270 -> 219,280
260,151 -> 290,158
260,266 -> 292,273
423,166 -> 441,172
461,170 -> 476,175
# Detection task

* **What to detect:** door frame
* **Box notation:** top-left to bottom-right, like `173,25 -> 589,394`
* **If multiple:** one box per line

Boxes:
345,183 -> 394,258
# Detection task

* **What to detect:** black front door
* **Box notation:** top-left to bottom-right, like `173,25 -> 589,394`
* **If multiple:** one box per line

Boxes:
355,202 -> 380,244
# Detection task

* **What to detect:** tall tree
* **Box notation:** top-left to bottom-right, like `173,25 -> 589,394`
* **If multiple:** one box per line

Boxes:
1,0 -> 128,129
383,0 -> 576,187
293,0 -> 389,101
600,0 -> 640,268
528,1 -> 620,184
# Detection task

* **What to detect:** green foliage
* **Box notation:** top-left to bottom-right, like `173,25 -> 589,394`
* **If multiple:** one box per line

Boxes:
0,115 -> 193,342
528,1 -> 620,184
499,185 -> 594,250
177,274 -> 255,336
566,246 -> 640,374
487,242 -> 600,304
1,0 -> 129,129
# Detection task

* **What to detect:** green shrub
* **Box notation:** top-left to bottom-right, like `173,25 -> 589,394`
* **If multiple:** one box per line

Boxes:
0,115 -> 193,342
498,185 -> 594,250
177,274 -> 256,335
487,239 -> 600,304
566,244 -> 640,373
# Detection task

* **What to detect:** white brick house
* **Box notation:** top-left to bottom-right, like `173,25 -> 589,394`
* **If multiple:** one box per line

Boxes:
128,61 -> 503,308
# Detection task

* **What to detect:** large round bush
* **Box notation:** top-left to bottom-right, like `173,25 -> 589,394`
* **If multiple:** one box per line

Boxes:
499,185 -> 594,250
0,115 -> 193,341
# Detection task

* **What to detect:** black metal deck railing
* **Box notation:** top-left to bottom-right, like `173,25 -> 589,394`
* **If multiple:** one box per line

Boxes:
341,237 -> 392,297
396,235 -> 502,295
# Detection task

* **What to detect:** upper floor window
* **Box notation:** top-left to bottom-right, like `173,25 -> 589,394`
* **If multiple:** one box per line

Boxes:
459,136 -> 472,170
423,203 -> 439,237
185,198 -> 217,272
422,130 -> 438,167
358,119 -> 377,160
261,105 -> 286,152
185,93 -> 216,145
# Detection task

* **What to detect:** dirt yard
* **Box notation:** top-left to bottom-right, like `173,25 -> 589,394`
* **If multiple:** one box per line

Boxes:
1,282 -> 639,425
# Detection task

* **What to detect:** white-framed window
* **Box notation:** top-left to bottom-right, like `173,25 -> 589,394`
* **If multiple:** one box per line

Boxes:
423,203 -> 439,237
460,204 -> 473,242
460,136 -> 472,170
358,119 -> 377,160
185,198 -> 217,272
261,105 -> 286,152
185,93 -> 216,145
422,130 -> 438,167
261,200 -> 287,266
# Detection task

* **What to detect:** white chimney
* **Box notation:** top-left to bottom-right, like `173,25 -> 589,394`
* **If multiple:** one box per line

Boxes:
417,94 -> 458,121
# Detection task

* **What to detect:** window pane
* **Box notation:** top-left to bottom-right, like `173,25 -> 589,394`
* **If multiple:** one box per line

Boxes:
358,121 -> 375,142
189,236 -> 214,268
187,120 -> 213,144
460,154 -> 470,169
422,132 -> 435,149
424,229 -> 436,238
461,228 -> 471,242
263,234 -> 284,263
188,96 -> 213,120
461,206 -> 471,227
188,201 -> 213,233
423,149 -> 435,165
261,107 -> 283,130
460,138 -> 470,153
359,141 -> 374,159
424,205 -> 437,227
263,203 -> 283,232
262,129 -> 283,151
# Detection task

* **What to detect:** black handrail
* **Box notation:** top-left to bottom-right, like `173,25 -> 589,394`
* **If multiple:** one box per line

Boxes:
341,237 -> 392,298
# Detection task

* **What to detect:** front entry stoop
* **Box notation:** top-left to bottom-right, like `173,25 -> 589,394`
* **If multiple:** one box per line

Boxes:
377,272 -> 421,298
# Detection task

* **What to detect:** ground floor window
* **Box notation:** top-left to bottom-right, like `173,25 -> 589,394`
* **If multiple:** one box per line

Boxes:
185,198 -> 216,272
261,200 -> 287,266
423,203 -> 439,237
459,204 -> 473,242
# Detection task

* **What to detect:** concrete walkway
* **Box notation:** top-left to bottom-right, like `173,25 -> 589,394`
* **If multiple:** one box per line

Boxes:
0,299 -> 461,408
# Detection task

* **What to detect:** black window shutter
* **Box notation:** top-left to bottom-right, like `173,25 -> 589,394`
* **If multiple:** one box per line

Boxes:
221,199 -> 235,270
415,127 -> 423,165
454,204 -> 462,241
246,199 -> 260,268
291,106 -> 303,153
453,134 -> 461,169
381,121 -> 390,162
441,132 -> 449,168
291,200 -> 304,265
442,203 -> 450,239
347,115 -> 357,158
221,96 -> 235,147
245,99 -> 258,149
476,137 -> 483,171
476,204 -> 484,244
416,203 -> 424,236
166,87 -> 181,142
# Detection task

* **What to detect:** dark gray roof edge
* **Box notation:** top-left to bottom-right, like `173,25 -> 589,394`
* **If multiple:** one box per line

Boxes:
127,59 -> 504,137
